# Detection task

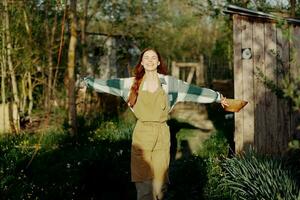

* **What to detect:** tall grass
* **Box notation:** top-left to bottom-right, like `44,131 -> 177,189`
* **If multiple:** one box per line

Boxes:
221,149 -> 300,200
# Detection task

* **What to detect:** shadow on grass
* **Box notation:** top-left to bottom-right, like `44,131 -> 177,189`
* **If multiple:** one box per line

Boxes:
165,155 -> 208,200
206,104 -> 234,154
167,118 -> 205,162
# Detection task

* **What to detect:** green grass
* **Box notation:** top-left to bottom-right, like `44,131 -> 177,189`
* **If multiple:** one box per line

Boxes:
0,119 -> 135,200
2,110 -> 300,200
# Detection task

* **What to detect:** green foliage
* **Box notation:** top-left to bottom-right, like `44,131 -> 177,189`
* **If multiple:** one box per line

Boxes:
0,120 -> 135,200
0,127 -> 68,199
93,0 -> 232,63
255,19 -> 300,111
203,156 -> 230,200
4,116 -> 300,200
283,140 -> 300,186
93,120 -> 134,142
256,61 -> 300,111
198,130 -> 229,158
226,0 -> 293,14
221,149 -> 300,200
199,131 -> 231,200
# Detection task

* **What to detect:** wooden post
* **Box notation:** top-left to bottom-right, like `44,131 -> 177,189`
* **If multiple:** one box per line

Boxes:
196,55 -> 204,86
171,61 -> 179,78
264,22 -> 278,154
276,25 -> 291,154
290,25 -> 300,140
241,18 -> 255,150
186,67 -> 195,84
253,21 -> 266,153
233,15 -> 244,153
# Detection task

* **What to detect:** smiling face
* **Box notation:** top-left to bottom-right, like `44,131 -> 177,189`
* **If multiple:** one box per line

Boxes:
141,50 -> 160,72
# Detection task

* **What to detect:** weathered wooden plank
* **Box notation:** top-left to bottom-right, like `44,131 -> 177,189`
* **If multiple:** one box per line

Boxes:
175,63 -> 200,67
253,21 -> 266,153
186,67 -> 195,84
290,25 -> 300,141
241,18 -> 255,151
264,22 -> 278,154
233,15 -> 244,153
276,25 -> 291,154
196,55 -> 205,86
172,61 -> 179,78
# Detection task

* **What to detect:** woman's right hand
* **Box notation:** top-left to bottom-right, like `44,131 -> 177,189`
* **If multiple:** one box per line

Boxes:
220,95 -> 229,108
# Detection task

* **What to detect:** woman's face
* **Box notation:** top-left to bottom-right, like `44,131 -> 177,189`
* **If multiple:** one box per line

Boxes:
141,50 -> 160,71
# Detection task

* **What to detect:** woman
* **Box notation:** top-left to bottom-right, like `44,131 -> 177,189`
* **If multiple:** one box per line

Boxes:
82,48 -> 228,200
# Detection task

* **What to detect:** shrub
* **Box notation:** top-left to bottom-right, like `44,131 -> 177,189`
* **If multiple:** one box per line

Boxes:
283,140 -> 300,187
93,120 -> 134,142
221,149 -> 300,200
0,120 -> 135,200
198,131 -> 231,200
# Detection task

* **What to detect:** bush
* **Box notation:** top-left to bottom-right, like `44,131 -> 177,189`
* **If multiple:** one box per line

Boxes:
0,121 -> 135,200
283,140 -> 300,187
198,131 -> 231,200
221,149 -> 300,200
93,120 -> 134,142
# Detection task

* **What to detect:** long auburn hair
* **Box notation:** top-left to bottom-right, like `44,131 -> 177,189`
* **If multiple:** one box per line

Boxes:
127,48 -> 168,107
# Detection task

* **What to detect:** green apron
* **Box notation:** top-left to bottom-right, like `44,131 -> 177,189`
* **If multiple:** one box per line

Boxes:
131,74 -> 170,183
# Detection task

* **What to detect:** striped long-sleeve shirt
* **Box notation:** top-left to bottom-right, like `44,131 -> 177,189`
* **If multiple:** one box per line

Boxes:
83,73 -> 221,113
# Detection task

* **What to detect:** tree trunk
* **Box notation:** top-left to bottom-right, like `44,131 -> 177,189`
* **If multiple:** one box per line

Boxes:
20,73 -> 27,114
79,0 -> 91,115
290,0 -> 296,17
44,3 -> 58,111
81,0 -> 91,75
27,72 -> 33,122
53,4 -> 67,100
1,55 -> 5,104
1,17 -> 7,104
66,0 -> 78,137
4,0 -> 19,106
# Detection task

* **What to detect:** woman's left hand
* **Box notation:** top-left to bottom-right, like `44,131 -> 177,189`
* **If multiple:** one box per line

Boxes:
220,95 -> 229,108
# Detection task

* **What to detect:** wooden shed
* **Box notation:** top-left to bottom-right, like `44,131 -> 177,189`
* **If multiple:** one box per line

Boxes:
224,5 -> 300,154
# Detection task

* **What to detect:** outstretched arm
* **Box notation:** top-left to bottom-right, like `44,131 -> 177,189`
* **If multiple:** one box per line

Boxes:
83,76 -> 134,101
172,76 -> 222,104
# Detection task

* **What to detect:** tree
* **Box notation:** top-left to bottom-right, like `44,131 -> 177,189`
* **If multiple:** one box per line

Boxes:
66,0 -> 78,137
1,9 -> 7,105
3,0 -> 19,106
290,0 -> 296,17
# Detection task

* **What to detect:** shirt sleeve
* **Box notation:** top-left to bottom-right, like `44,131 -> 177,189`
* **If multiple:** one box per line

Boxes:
83,76 -> 134,101
174,76 -> 221,104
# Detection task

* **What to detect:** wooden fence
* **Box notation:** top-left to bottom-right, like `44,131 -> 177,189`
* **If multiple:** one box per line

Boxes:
226,5 -> 300,154
171,59 -> 205,86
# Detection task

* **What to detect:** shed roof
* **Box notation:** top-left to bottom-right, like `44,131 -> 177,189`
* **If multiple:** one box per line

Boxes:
224,4 -> 300,24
